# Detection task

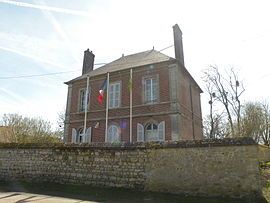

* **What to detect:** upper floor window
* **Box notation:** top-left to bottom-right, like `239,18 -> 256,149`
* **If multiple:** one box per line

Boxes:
79,88 -> 90,112
109,82 -> 121,108
144,77 -> 158,104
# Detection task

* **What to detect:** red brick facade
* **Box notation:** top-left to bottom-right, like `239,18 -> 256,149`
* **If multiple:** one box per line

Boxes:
64,60 -> 203,143
64,24 -> 203,143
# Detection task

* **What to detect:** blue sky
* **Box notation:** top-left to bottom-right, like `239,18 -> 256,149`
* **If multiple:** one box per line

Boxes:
0,0 -> 270,129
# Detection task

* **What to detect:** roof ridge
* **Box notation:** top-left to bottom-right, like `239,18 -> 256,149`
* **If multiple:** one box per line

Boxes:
109,49 -> 155,64
90,49 -> 170,71
121,49 -> 154,58
65,49 -> 173,84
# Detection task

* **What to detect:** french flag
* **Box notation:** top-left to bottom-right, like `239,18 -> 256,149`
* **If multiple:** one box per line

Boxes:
98,78 -> 107,104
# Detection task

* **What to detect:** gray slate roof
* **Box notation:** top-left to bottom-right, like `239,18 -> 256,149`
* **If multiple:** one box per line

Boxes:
66,49 -> 173,84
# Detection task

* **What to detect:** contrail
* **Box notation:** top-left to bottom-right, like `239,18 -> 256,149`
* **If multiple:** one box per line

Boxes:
0,0 -> 91,17
35,0 -> 81,64
0,45 -> 69,69
0,87 -> 28,104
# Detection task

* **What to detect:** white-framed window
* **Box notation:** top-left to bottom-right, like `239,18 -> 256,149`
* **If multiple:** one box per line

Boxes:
136,121 -> 165,142
109,82 -> 121,108
71,127 -> 92,144
107,124 -> 120,143
77,128 -> 85,143
78,88 -> 90,112
137,123 -> 144,142
144,77 -> 158,104
145,123 -> 158,141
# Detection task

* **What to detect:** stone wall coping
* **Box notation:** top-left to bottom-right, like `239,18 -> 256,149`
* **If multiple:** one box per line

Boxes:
0,137 -> 256,150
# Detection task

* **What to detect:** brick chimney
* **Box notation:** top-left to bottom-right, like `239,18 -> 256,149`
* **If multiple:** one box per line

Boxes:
173,24 -> 185,66
82,49 -> 95,75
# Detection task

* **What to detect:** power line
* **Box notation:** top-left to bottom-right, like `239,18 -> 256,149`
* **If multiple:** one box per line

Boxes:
159,45 -> 174,52
0,70 -> 80,79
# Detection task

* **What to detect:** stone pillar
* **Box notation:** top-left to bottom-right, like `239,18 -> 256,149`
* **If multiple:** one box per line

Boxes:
170,114 -> 181,141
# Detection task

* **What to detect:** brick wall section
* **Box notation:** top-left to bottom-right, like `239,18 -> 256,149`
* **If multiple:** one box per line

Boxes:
68,115 -> 172,143
0,138 -> 261,199
69,61 -> 172,116
66,60 -> 203,142
178,65 -> 203,140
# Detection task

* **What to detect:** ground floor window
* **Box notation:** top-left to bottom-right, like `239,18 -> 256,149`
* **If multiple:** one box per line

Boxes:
77,128 -> 84,143
71,127 -> 91,143
107,124 -> 120,143
137,121 -> 165,142
145,123 -> 158,141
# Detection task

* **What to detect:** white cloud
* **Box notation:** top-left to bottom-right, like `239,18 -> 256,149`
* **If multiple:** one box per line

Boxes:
34,0 -> 81,64
0,87 -> 28,103
0,32 -> 80,71
0,0 -> 92,17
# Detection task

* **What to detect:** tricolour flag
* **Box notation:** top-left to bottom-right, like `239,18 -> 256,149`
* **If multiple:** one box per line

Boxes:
98,78 -> 107,104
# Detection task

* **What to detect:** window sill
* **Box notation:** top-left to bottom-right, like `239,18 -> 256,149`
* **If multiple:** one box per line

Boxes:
77,110 -> 90,114
109,106 -> 121,109
144,101 -> 158,105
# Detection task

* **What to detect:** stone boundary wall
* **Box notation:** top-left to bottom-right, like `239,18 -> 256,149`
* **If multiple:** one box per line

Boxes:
258,144 -> 270,162
0,138 -> 261,198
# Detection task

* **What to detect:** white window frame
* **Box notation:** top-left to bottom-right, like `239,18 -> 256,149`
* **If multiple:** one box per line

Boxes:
78,88 -> 90,112
77,128 -> 85,143
109,81 -> 121,108
78,88 -> 86,112
140,121 -> 165,142
73,127 -> 91,143
107,124 -> 121,143
137,123 -> 144,142
143,75 -> 159,104
145,123 -> 159,141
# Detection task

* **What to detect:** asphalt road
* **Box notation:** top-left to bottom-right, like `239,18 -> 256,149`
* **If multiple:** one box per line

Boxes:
0,192 -> 96,203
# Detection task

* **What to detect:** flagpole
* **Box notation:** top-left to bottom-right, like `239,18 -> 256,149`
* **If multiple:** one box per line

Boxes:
83,75 -> 90,142
129,68 -> 133,143
105,72 -> 110,142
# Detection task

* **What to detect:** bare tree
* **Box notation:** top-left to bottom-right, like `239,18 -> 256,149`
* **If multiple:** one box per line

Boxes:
203,66 -> 245,137
240,101 -> 270,145
205,82 -> 216,138
1,114 -> 61,143
203,80 -> 227,138
241,102 -> 264,142
203,113 -> 229,139
55,110 -> 65,141
261,101 -> 270,145
228,69 -> 245,135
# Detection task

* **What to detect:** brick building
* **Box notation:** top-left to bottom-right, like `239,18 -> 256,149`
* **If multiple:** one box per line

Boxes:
64,24 -> 203,143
